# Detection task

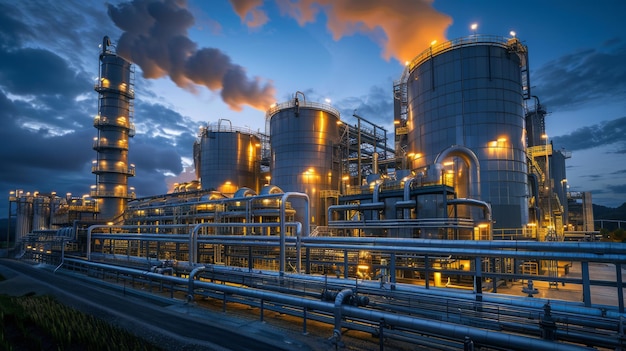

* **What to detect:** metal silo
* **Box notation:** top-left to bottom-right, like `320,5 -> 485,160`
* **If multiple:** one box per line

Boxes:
32,194 -> 50,231
268,93 -> 342,226
92,36 -> 135,221
196,119 -> 261,194
14,193 -> 33,243
405,35 -> 530,229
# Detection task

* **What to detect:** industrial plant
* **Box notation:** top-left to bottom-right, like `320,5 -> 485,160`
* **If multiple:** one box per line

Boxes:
5,34 -> 625,350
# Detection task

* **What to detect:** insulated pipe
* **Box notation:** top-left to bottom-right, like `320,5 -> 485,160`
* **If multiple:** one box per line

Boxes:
87,224 -> 190,260
373,181 -> 382,203
402,176 -> 416,219
189,221 -> 302,268
327,203 -> 385,223
280,192 -> 310,276
528,173 -> 541,222
298,237 -> 626,255
434,145 -> 481,199
187,265 -> 207,301
340,304 -> 592,351
371,181 -> 384,221
403,176 -> 416,201
65,258 -> 185,285
448,198 -> 492,221
61,258 -> 596,351
299,242 -> 626,263
53,237 -> 66,274
75,255 -> 625,321
333,289 -> 354,343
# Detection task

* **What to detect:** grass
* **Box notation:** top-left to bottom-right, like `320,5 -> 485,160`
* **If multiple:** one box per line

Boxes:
0,293 -> 163,351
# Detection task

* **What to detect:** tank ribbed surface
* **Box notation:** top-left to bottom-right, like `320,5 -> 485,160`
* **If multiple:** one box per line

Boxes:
198,125 -> 260,193
268,100 -> 341,225
406,37 -> 529,228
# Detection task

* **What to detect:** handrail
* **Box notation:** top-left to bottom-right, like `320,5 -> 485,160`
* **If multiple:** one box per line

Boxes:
406,34 -> 525,73
266,99 -> 340,119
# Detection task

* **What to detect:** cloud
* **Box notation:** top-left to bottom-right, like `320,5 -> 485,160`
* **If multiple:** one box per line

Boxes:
0,47 -> 88,96
234,0 -> 452,63
107,0 -> 276,111
133,101 -> 198,162
229,0 -> 269,28
0,2 -> 33,48
336,85 -> 394,127
552,116 -> 626,153
533,39 -> 626,111
0,1 -> 121,70
0,0 -> 201,208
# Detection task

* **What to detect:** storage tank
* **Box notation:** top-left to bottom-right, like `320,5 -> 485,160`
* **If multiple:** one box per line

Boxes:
196,119 -> 261,194
14,193 -> 33,243
267,93 -> 341,225
405,35 -> 529,229
32,194 -> 50,231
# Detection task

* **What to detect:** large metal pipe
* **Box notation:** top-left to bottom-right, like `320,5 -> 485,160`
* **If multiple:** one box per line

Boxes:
298,237 -> 626,255
340,304 -> 592,351
189,221 -> 302,269
448,198 -> 492,222
280,192 -> 309,275
300,242 -> 625,262
60,258 -> 597,350
434,145 -> 481,199
87,224 -> 191,260
327,202 -> 385,223
188,265 -> 207,301
333,288 -> 354,344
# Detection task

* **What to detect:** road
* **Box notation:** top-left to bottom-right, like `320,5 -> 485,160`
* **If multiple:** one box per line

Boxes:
0,259 -> 315,351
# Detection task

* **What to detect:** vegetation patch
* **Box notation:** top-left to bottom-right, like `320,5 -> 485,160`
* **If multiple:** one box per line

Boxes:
0,294 -> 163,351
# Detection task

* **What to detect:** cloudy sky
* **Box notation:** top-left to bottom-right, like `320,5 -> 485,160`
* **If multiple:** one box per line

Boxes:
0,0 -> 625,218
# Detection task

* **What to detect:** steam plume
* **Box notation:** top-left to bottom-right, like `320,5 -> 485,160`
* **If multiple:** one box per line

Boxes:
107,0 -> 275,111
233,0 -> 452,63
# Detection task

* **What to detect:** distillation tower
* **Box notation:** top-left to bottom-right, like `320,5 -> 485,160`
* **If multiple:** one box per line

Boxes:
91,36 -> 136,221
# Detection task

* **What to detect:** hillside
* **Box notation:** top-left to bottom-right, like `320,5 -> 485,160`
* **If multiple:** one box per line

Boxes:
593,202 -> 626,221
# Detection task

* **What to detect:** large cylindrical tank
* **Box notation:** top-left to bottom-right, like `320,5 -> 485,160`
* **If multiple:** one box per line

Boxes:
15,194 -> 33,242
32,195 -> 50,231
197,120 -> 261,194
406,36 -> 529,229
268,95 -> 341,225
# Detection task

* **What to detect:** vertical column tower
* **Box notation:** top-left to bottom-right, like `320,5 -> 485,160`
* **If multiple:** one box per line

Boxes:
91,36 -> 135,221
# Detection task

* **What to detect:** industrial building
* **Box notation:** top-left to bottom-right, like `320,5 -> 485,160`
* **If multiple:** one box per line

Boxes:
6,35 -> 623,350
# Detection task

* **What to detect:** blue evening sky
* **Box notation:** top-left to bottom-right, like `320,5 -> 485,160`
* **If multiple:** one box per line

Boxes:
0,0 -> 624,217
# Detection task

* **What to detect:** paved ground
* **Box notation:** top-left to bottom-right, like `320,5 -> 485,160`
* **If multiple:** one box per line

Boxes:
494,261 -> 626,307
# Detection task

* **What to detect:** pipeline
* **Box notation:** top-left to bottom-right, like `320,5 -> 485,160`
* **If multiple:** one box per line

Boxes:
188,265 -> 207,302
60,258 -> 598,350
332,288 -> 354,345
